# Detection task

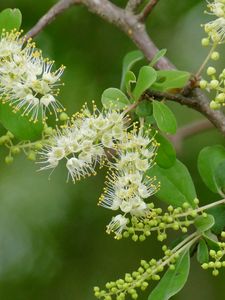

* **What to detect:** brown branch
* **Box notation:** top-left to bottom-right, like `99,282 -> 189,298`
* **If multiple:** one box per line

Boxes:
26,0 -> 80,39
169,120 -> 214,152
26,0 -> 225,137
126,0 -> 142,12
138,0 -> 159,22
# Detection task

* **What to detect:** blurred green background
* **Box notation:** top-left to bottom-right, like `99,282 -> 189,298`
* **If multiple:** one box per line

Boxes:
0,0 -> 224,299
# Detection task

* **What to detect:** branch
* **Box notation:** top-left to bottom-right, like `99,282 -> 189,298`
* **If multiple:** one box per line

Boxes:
169,120 -> 214,152
145,89 -> 225,136
27,0 -> 225,137
126,0 -> 142,12
138,0 -> 159,22
26,0 -> 80,39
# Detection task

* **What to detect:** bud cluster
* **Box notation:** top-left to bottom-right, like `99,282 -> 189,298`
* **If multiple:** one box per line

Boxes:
0,29 -> 65,122
201,231 -> 225,276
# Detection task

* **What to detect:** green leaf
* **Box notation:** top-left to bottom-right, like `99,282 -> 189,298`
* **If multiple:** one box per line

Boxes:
0,8 -> 22,32
0,102 -> 43,141
197,239 -> 209,264
101,88 -> 130,110
214,160 -> 225,196
194,215 -> 215,233
155,134 -> 176,169
203,231 -> 220,251
152,70 -> 190,92
133,66 -> 157,101
125,71 -> 136,94
147,159 -> 196,207
207,205 -> 225,234
149,49 -> 167,67
148,250 -> 190,300
153,101 -> 177,134
120,50 -> 144,91
198,145 -> 225,193
135,100 -> 152,117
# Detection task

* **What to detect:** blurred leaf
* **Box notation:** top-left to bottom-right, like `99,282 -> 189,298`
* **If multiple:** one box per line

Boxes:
149,49 -> 167,67
195,215 -> 215,233
198,145 -> 225,194
153,101 -> 177,134
197,239 -> 209,264
101,88 -> 130,110
152,70 -> 190,92
147,159 -> 196,207
214,160 -> 225,196
133,66 -> 157,101
120,50 -> 144,91
148,250 -> 190,300
207,205 -> 225,234
0,8 -> 22,32
0,102 -> 43,140
155,134 -> 176,168
125,71 -> 136,94
135,100 -> 152,117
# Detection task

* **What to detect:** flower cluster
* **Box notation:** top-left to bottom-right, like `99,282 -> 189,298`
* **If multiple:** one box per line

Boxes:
39,104 -> 126,181
202,231 -> 225,276
0,29 -> 65,122
203,0 -> 225,43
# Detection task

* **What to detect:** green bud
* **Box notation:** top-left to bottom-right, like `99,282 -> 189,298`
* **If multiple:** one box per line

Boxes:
201,263 -> 209,270
212,269 -> 219,276
201,38 -> 210,46
59,112 -> 69,121
11,146 -> 21,155
211,51 -> 220,60
199,80 -> 208,89
44,126 -> 54,135
34,142 -> 43,150
132,234 -> 138,242
215,93 -> 225,103
209,79 -> 219,89
5,155 -> 13,164
210,101 -> 221,110
27,151 -> 37,161
0,135 -> 10,145
6,131 -> 14,139
139,235 -> 146,242
207,67 -> 216,76
221,231 -> 225,238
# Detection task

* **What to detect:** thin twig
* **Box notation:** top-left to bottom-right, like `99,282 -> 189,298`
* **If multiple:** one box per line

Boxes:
138,0 -> 159,22
26,0 -> 80,39
170,119 -> 214,152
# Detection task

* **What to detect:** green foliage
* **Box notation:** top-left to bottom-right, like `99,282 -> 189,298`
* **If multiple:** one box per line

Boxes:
0,8 -> 22,32
133,66 -> 157,101
197,239 -> 209,264
198,145 -> 225,194
120,50 -> 144,91
101,88 -> 130,110
214,160 -> 225,196
153,101 -> 177,134
0,102 -> 43,141
155,133 -> 176,168
148,250 -> 190,300
203,231 -> 220,251
149,49 -> 167,67
152,70 -> 190,92
135,100 -> 153,117
125,71 -> 136,94
147,159 -> 196,207
207,205 -> 225,234
194,214 -> 215,233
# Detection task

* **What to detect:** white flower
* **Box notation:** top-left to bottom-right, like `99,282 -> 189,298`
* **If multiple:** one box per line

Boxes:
205,17 -> 225,42
0,30 -> 65,122
106,214 -> 128,237
207,0 -> 225,18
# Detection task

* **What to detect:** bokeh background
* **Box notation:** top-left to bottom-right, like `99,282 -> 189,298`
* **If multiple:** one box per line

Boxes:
0,0 -> 224,299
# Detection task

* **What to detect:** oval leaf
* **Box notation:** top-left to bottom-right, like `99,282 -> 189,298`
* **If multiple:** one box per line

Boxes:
194,215 -> 215,233
101,88 -> 130,110
147,159 -> 196,207
133,66 -> 157,101
215,160 -> 225,196
197,239 -> 209,264
149,49 -> 167,67
155,134 -> 176,169
120,50 -> 144,91
198,145 -> 225,193
152,70 -> 190,92
148,250 -> 190,300
153,101 -> 177,134
207,205 -> 225,234
135,100 -> 153,117
0,8 -> 22,32
0,102 -> 43,141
